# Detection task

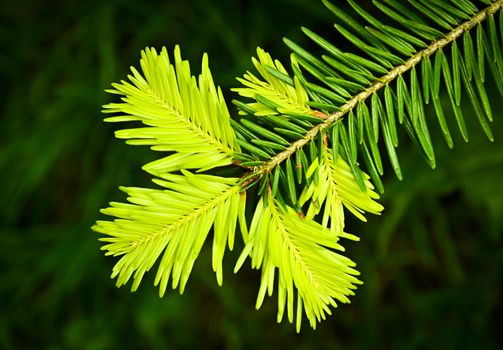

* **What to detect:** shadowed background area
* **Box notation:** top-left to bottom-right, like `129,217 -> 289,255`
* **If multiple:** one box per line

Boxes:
1,0 -> 502,348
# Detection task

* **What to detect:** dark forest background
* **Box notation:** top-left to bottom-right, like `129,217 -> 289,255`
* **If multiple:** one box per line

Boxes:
1,0 -> 502,348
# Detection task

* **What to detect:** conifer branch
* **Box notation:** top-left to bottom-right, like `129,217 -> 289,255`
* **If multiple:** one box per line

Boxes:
255,0 -> 502,178
95,0 -> 502,332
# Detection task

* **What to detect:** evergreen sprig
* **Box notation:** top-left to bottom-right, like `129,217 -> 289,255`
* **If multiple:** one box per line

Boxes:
103,46 -> 239,175
234,192 -> 363,332
94,0 -> 502,331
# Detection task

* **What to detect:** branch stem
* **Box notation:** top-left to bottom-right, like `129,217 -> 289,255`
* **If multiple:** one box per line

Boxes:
247,0 -> 501,180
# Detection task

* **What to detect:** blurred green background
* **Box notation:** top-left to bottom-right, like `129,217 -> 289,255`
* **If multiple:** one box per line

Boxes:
1,0 -> 502,349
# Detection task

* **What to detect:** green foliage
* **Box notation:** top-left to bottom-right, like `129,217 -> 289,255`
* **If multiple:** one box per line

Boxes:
94,171 -> 246,293
94,0 -> 503,332
102,46 -> 239,175
233,48 -> 312,118
2,0 -> 503,347
234,193 -> 362,332
299,141 -> 383,232
93,47 -> 247,293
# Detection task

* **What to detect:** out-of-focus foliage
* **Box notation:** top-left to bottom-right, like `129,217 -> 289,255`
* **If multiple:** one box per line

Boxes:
0,0 -> 502,349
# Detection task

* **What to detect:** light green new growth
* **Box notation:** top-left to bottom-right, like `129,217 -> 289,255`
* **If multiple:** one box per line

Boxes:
299,139 -> 383,234
103,46 -> 239,175
93,47 -> 247,292
233,48 -> 313,116
234,194 -> 362,332
94,0 -> 502,332
94,171 -> 246,294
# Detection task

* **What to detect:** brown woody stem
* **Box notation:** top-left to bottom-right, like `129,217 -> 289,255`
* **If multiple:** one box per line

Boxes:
243,0 -> 501,183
